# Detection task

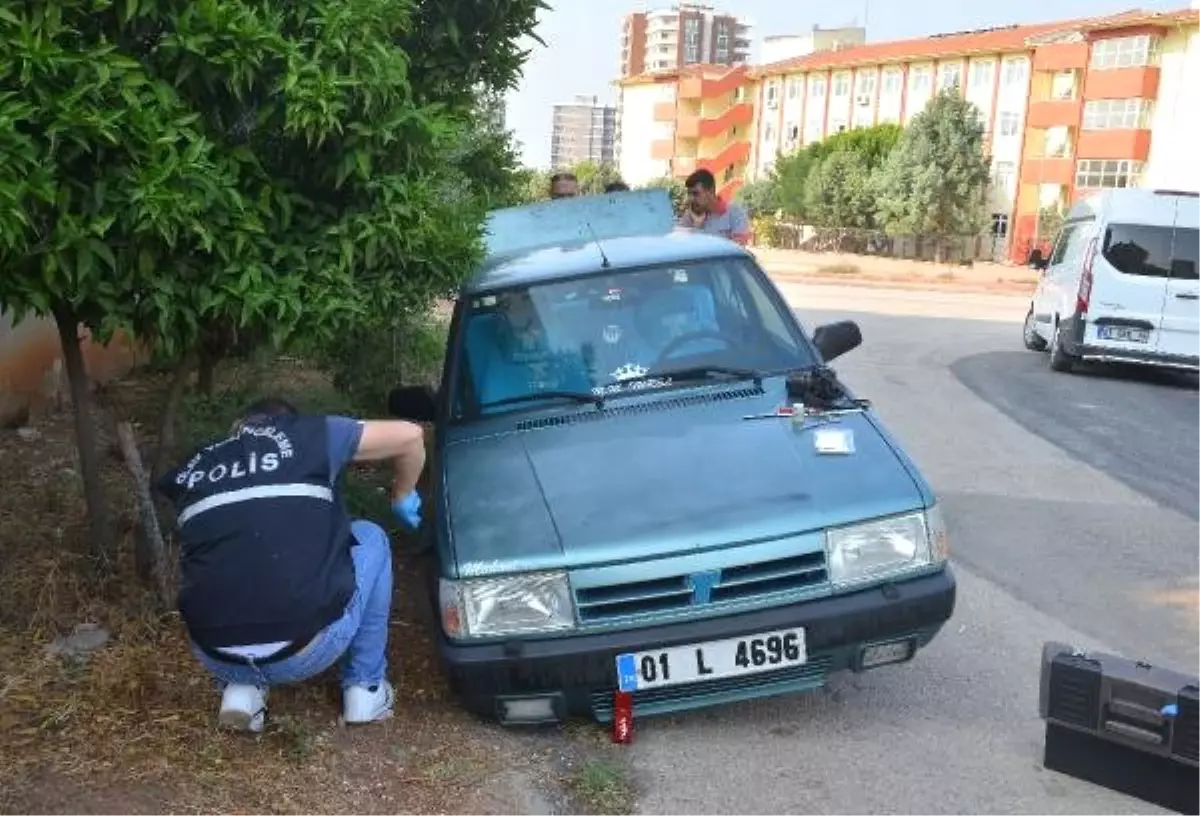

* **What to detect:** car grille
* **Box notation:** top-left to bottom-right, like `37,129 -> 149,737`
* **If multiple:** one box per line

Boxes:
590,657 -> 832,721
574,551 -> 828,623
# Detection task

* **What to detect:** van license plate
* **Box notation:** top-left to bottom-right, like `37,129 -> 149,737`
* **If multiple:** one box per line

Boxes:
615,628 -> 807,693
1098,326 -> 1149,343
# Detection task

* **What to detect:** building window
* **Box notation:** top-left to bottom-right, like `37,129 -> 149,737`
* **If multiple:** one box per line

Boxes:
810,76 -> 827,98
1090,35 -> 1160,69
1075,159 -> 1144,189
1050,70 -> 1078,100
786,77 -> 802,99
832,72 -> 851,96
1082,98 -> 1153,130
856,70 -> 877,96
970,60 -> 994,90
997,111 -> 1021,137
765,81 -> 780,107
763,123 -> 775,143
1002,57 -> 1029,88
882,67 -> 903,94
910,66 -> 932,93
992,213 -> 1010,237
992,161 -> 1016,194
786,123 -> 799,143
938,63 -> 963,90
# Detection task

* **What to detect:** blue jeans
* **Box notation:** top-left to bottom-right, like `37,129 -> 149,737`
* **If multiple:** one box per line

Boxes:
193,520 -> 394,690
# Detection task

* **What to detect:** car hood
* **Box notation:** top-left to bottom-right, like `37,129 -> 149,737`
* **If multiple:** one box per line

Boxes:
442,403 -> 926,577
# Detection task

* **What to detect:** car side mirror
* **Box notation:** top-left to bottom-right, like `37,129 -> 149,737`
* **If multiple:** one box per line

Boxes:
388,385 -> 438,423
812,320 -> 862,363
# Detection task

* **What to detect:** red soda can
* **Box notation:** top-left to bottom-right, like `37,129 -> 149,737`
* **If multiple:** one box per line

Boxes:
612,690 -> 634,744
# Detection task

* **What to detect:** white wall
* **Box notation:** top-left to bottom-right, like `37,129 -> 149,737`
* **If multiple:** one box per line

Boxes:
803,74 -> 827,144
877,65 -> 904,124
904,61 -> 934,123
781,73 -> 804,153
827,70 -> 853,133
992,55 -> 1029,169
617,84 -> 675,186
851,67 -> 878,129
965,57 -> 997,134
1145,26 -> 1200,192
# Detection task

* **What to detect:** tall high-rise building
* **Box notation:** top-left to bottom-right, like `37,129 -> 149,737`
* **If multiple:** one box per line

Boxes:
620,3 -> 752,77
550,95 -> 618,169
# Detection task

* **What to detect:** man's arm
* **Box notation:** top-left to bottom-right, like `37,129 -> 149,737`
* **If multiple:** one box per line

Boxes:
728,204 -> 752,246
355,420 -> 427,502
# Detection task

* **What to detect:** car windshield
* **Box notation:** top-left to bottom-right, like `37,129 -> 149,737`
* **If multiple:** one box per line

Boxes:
451,256 -> 815,418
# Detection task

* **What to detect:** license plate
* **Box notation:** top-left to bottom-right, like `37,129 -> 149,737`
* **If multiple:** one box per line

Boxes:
1098,325 -> 1149,343
615,628 -> 807,693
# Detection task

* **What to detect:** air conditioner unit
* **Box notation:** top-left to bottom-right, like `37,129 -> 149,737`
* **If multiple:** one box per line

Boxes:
766,98 -> 778,110
855,94 -> 872,107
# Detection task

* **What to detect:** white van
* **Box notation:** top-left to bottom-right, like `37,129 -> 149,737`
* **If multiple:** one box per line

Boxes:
1022,188 -> 1199,373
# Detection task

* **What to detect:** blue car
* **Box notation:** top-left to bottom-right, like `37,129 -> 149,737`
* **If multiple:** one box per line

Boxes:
390,190 -> 956,725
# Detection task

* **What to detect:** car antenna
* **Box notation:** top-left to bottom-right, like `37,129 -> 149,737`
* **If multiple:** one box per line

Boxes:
584,221 -> 612,269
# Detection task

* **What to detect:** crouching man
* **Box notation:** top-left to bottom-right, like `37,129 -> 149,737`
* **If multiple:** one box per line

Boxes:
156,397 -> 427,732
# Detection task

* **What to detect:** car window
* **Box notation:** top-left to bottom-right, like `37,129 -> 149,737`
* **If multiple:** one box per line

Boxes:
1049,222 -> 1090,267
452,257 -> 814,417
1102,223 -> 1174,278
1170,227 -> 1199,281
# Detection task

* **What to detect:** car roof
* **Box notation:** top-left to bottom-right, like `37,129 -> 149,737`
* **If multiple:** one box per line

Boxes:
1069,188 -> 1199,229
463,229 -> 752,295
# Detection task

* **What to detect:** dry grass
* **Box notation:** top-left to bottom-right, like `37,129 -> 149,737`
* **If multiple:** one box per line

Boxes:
0,357 -> 564,815
816,263 -> 862,276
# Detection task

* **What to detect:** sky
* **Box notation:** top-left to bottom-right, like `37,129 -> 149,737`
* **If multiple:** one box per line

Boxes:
505,0 -> 1180,169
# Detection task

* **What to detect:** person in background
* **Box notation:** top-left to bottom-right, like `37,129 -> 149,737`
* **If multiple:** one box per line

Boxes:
604,180 -> 631,193
678,168 -> 751,246
156,397 -> 427,733
549,171 -> 579,199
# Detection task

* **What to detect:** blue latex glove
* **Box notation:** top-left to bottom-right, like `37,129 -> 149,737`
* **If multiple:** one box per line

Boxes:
392,490 -> 422,530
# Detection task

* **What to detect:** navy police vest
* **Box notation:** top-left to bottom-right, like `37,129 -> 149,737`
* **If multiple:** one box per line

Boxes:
158,415 -> 356,650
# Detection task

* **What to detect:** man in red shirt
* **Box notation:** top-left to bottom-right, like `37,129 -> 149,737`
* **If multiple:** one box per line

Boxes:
678,169 -> 751,246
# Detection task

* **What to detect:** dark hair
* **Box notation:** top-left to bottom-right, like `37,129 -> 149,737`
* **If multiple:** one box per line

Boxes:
241,397 -> 298,422
549,171 -> 578,186
604,181 -> 630,192
684,169 -> 716,192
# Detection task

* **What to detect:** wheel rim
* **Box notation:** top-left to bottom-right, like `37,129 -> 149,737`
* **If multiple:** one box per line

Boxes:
1024,312 -> 1037,343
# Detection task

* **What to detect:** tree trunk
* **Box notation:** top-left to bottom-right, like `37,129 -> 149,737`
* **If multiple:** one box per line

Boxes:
934,239 -> 947,264
117,422 -> 173,609
51,301 -> 114,565
197,349 -> 217,397
153,352 -> 197,482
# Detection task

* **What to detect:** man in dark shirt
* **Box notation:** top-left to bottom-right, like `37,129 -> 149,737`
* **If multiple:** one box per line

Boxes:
157,397 -> 426,732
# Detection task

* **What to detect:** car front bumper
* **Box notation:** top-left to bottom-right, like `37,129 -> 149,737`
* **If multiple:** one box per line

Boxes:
438,566 -> 957,724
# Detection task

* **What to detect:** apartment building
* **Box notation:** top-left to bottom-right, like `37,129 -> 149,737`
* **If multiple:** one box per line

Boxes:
550,95 -> 618,169
620,3 -> 752,77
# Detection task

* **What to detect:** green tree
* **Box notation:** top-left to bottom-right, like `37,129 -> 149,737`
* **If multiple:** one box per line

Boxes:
737,178 -> 781,218
571,161 -> 621,194
642,176 -> 686,215
804,151 -> 874,229
874,89 -> 991,260
770,123 -> 902,219
0,0 -> 542,562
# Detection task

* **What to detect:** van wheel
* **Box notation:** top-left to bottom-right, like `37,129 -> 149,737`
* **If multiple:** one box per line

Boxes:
1049,322 -> 1075,372
1023,308 -> 1047,351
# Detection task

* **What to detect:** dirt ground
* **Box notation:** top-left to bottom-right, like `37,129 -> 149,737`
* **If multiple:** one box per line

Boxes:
0,363 -> 635,816
751,247 -> 1040,295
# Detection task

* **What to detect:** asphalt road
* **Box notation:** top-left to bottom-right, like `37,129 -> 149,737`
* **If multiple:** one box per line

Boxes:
625,283 -> 1198,815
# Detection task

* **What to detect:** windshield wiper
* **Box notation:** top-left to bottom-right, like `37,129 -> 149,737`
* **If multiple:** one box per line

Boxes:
479,390 -> 604,411
620,365 -> 764,388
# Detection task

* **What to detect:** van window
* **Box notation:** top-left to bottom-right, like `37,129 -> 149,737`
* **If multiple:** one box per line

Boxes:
1171,228 -> 1199,280
1049,222 -> 1090,266
1103,224 -> 1170,277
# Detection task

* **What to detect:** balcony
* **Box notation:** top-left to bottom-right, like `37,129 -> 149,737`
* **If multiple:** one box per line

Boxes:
1032,42 -> 1089,71
1076,128 -> 1152,161
676,102 -> 754,139
697,140 -> 751,175
1021,157 -> 1075,187
651,139 -> 676,160
654,101 -> 677,122
672,156 -> 697,179
679,65 -> 748,99
1083,66 -> 1160,100
1027,98 -> 1082,129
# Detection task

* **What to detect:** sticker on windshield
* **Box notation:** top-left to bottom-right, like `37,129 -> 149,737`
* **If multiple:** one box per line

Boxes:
672,269 -> 689,283
813,428 -> 855,455
603,288 -> 622,302
603,324 -> 623,344
611,363 -> 648,381
592,377 -> 673,397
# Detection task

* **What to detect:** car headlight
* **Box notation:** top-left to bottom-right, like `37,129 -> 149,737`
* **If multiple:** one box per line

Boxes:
439,571 -> 575,638
826,506 -> 949,587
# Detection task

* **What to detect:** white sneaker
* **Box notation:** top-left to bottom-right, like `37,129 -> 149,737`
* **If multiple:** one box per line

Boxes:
218,684 -> 268,733
343,681 -> 395,724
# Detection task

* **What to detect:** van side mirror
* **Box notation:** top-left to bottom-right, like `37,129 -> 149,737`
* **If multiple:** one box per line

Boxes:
812,320 -> 862,362
1028,248 -> 1049,270
388,385 -> 438,423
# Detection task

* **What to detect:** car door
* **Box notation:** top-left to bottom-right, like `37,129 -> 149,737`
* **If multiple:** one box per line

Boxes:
1038,220 -> 1091,323
1156,195 -> 1200,360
